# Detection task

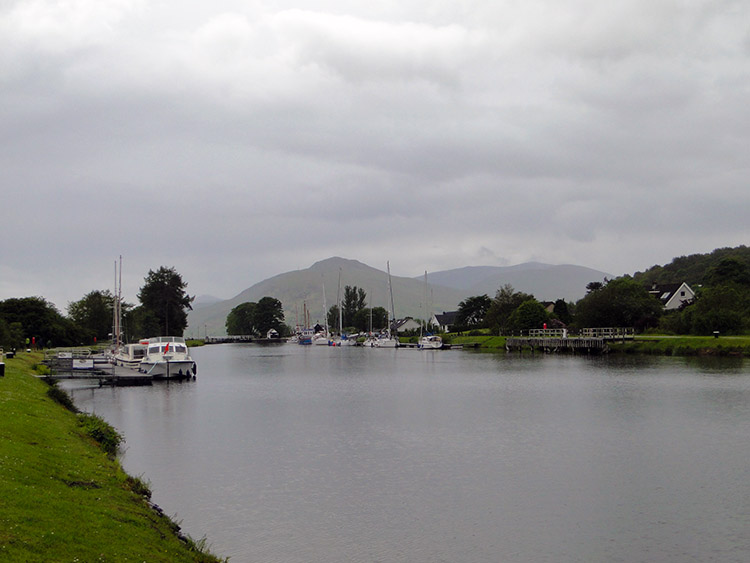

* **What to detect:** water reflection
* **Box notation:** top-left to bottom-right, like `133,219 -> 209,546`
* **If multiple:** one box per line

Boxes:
69,346 -> 750,563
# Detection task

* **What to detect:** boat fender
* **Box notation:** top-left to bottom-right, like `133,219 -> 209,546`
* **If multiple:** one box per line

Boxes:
192,362 -> 197,376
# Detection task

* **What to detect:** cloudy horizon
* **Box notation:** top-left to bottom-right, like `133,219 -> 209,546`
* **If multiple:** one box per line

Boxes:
2,1 -> 748,311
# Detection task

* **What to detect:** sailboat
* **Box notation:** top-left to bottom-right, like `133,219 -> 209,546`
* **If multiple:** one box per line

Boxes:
418,271 -> 443,350
312,278 -> 331,345
372,262 -> 399,348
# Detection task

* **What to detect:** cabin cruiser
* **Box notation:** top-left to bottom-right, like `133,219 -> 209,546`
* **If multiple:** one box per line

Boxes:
138,336 -> 196,379
418,335 -> 443,350
113,342 -> 147,369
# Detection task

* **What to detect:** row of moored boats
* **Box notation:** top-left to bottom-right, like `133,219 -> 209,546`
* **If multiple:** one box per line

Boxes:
112,336 -> 197,379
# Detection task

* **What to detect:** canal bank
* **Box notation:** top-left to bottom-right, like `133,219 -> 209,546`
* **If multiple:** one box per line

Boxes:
0,352 -> 224,562
445,334 -> 750,356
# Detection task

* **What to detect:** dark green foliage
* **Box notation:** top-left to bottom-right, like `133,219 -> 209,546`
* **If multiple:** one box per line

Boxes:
552,299 -> 573,325
633,245 -> 750,287
484,285 -> 535,334
77,413 -> 124,457
226,302 -> 258,335
574,277 -> 663,331
255,297 -> 285,335
46,385 -> 79,413
0,296 -> 88,348
137,267 -> 193,336
67,290 -> 118,343
353,307 -> 388,332
226,298 -> 285,336
507,299 -> 550,332
456,294 -> 492,328
342,286 -> 367,327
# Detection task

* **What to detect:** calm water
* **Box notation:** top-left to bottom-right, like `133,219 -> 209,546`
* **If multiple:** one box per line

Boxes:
69,345 -> 750,562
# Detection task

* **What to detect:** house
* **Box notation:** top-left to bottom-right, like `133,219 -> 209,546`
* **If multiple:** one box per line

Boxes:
429,311 -> 459,332
393,317 -> 422,334
648,282 -> 695,310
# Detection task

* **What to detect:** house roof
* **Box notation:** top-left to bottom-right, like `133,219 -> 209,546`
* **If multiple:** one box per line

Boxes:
648,282 -> 694,306
433,311 -> 459,325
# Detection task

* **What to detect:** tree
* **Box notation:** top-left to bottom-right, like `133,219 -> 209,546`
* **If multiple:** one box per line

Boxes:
507,299 -> 550,333
484,285 -> 535,334
353,307 -> 387,332
456,294 -> 491,328
226,302 -> 258,335
67,290 -> 116,342
342,286 -> 367,327
254,297 -> 285,335
704,258 -> 750,287
574,277 -> 662,331
137,267 -> 193,336
552,299 -> 573,325
0,296 -> 86,347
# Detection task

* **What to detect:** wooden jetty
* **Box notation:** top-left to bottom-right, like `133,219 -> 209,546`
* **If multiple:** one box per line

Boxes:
506,337 -> 609,354
42,350 -> 188,386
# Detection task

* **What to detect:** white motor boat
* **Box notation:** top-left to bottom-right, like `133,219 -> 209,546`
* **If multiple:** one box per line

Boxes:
113,342 -> 147,369
418,335 -> 443,350
138,336 -> 196,379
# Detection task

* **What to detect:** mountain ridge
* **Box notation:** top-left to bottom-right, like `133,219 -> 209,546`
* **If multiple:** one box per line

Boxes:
186,257 -> 609,337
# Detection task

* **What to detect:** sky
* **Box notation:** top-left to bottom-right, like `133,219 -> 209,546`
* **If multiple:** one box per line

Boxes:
2,0 -> 748,311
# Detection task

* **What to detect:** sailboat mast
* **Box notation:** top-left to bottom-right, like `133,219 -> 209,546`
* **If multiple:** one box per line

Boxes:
387,261 -> 396,337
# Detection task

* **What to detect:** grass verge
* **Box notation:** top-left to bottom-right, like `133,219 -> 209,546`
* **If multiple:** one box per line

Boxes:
0,352 -> 225,562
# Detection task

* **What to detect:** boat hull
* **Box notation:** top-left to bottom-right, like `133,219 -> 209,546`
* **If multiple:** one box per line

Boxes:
139,359 -> 195,379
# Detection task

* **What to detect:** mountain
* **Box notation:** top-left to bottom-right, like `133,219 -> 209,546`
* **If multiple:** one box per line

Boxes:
424,263 -> 610,302
186,257 -> 465,337
186,257 -> 610,337
191,295 -> 224,310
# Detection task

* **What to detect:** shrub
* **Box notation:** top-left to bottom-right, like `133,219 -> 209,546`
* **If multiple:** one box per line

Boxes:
77,413 -> 124,457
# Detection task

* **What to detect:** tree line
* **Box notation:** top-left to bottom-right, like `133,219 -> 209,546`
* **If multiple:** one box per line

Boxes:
0,266 -> 193,350
454,254 -> 750,336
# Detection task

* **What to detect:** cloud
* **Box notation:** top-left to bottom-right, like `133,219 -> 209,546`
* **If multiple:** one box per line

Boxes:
1,1 -> 748,309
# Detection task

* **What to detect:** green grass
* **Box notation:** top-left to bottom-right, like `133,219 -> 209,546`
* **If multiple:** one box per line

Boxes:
440,332 -> 750,356
611,335 -> 750,356
0,352 -> 225,562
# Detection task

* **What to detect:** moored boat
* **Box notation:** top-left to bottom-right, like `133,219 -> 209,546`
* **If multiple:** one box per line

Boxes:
113,342 -> 148,369
418,334 -> 443,349
138,336 -> 196,379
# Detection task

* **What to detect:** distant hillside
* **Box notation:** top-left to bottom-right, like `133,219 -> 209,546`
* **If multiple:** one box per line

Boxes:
424,263 -> 610,302
186,258 -> 465,337
633,245 -> 750,287
187,257 -> 610,337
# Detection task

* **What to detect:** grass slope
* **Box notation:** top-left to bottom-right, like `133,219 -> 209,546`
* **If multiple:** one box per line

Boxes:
0,353 -> 223,562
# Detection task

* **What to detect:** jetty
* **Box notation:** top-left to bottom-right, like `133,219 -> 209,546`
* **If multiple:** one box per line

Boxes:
41,349 -> 180,386
505,327 -> 634,354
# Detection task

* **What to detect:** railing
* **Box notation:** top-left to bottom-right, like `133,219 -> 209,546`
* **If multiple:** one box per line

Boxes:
528,328 -> 568,338
579,327 -> 634,340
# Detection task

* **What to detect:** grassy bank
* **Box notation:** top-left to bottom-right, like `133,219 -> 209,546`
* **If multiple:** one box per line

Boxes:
0,352 -> 224,562
439,333 -> 750,357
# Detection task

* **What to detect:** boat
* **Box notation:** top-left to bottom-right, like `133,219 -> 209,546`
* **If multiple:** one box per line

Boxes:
138,337 -> 197,379
418,334 -> 443,349
113,342 -> 147,369
365,262 -> 400,348
418,271 -> 442,350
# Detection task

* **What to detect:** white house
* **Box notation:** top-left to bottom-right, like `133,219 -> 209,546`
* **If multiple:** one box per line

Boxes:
393,318 -> 422,334
648,282 -> 696,310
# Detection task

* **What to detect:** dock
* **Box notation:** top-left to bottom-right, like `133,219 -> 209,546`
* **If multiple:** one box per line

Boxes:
505,337 -> 609,354
41,350 -> 187,386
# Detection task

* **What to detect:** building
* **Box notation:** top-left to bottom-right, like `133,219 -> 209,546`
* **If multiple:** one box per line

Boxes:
648,282 -> 696,310
393,317 -> 422,334
429,311 -> 459,332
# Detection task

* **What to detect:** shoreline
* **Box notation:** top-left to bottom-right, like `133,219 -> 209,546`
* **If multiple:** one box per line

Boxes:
0,351 -> 225,562
444,334 -> 750,357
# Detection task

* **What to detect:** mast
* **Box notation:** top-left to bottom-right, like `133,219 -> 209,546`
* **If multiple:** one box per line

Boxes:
337,268 -> 343,336
387,261 -> 396,338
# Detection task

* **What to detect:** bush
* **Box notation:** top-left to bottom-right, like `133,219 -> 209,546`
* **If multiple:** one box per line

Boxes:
78,413 -> 124,457
46,385 -> 79,413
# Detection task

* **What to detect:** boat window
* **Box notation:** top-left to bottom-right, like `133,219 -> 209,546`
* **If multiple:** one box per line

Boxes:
149,346 -> 160,354
174,345 -> 187,354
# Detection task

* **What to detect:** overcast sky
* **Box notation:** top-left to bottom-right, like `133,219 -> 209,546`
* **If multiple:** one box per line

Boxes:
2,0 -> 748,311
